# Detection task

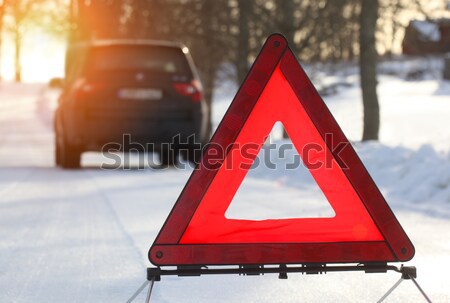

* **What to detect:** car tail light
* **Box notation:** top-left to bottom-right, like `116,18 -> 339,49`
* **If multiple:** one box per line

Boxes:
73,78 -> 105,101
173,80 -> 203,102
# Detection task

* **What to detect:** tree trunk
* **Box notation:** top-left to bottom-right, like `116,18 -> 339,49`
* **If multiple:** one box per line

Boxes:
359,0 -> 379,141
200,0 -> 215,139
14,28 -> 21,82
0,4 -> 5,81
276,0 -> 296,139
237,0 -> 250,85
276,0 -> 296,53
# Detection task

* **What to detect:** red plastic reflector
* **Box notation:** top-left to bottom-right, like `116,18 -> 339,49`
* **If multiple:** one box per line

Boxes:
149,34 -> 415,266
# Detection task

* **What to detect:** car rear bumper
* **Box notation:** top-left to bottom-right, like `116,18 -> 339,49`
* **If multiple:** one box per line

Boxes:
63,108 -> 204,152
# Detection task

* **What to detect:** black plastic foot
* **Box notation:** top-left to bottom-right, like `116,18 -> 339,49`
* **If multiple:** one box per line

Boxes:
147,267 -> 161,281
400,266 -> 417,279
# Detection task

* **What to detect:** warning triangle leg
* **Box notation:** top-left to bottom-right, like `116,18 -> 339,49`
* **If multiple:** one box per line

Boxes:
377,267 -> 432,303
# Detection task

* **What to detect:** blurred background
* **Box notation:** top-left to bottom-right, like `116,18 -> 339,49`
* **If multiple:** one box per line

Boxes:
1,1 -> 450,302
0,0 -> 449,141
0,0 -> 448,82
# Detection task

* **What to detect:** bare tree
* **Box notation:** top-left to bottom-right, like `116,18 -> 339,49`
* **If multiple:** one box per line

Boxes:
276,0 -> 303,138
9,1 -> 34,82
0,0 -> 8,80
236,0 -> 251,85
275,0 -> 296,51
194,0 -> 231,138
360,0 -> 380,141
4,0 -> 58,82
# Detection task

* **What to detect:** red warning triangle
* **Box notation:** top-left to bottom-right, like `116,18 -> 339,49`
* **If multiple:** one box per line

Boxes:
149,34 -> 414,266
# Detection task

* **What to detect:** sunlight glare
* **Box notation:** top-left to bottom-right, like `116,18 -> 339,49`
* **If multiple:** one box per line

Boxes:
1,32 -> 65,83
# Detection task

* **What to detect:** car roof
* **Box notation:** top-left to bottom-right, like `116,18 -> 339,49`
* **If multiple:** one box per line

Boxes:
70,39 -> 187,50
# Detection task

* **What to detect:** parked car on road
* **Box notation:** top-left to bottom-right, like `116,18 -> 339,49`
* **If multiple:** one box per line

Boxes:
55,40 -> 209,168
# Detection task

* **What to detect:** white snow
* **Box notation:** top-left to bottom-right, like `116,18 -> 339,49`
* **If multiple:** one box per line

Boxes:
1,68 -> 450,302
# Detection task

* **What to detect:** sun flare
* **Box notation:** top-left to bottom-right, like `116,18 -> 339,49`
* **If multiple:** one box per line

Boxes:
1,31 -> 65,83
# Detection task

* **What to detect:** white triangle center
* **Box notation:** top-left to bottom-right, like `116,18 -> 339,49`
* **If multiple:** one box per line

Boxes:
225,122 -> 336,220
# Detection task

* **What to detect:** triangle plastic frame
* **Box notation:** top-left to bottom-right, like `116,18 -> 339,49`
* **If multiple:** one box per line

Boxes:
149,34 -> 414,266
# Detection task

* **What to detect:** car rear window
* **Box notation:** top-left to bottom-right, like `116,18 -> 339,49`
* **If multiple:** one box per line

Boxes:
89,45 -> 191,75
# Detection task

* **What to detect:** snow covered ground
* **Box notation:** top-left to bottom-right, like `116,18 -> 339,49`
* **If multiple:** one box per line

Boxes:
0,72 -> 449,302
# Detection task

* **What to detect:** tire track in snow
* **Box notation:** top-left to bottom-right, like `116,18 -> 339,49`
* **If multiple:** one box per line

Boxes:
84,169 -> 147,265
0,168 -> 147,302
0,84 -> 145,302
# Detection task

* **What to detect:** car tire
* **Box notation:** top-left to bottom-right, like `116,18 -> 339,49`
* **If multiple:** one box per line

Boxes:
181,146 -> 202,166
60,142 -> 82,169
55,134 -> 61,166
57,133 -> 81,169
159,146 -> 176,167
54,112 -> 62,167
55,112 -> 82,169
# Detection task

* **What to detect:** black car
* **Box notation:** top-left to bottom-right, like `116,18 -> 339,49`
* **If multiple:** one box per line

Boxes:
55,40 -> 209,168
